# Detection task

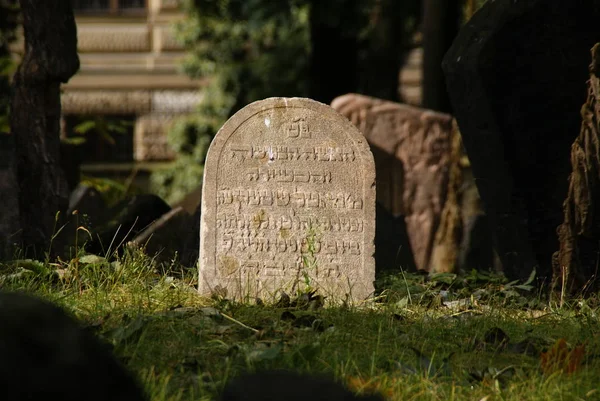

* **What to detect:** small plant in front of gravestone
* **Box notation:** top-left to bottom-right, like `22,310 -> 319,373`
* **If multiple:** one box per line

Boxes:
300,224 -> 321,295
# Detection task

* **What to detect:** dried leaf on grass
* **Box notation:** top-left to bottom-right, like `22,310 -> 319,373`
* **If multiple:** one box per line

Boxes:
540,338 -> 586,375
346,376 -> 394,399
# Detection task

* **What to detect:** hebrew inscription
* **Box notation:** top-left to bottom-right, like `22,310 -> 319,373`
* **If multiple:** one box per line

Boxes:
199,97 -> 376,302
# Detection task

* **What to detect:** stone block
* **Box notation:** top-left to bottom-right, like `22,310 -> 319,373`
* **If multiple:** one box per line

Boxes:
332,94 -> 453,271
62,90 -> 152,115
134,114 -> 176,161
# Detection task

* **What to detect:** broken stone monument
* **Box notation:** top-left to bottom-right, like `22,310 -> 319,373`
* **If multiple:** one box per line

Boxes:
332,94 -> 495,274
199,98 -> 376,302
0,133 -> 20,260
443,0 -> 600,282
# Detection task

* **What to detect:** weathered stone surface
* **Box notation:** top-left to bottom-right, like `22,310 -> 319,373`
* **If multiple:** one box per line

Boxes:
62,90 -> 152,115
443,0 -> 600,282
332,94 -> 497,274
332,94 -> 451,271
0,133 -> 20,260
77,26 -> 151,53
134,114 -> 177,161
199,97 -> 376,302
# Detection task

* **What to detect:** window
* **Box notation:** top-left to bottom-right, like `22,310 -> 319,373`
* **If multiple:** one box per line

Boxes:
72,0 -> 146,14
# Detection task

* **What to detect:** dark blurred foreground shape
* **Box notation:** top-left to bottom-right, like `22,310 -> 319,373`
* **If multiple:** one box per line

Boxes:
221,371 -> 384,401
443,0 -> 600,286
0,291 -> 147,401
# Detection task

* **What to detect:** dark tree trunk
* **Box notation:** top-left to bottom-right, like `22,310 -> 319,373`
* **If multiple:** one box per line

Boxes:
10,0 -> 79,256
308,0 -> 359,104
360,0 -> 415,101
422,0 -> 462,112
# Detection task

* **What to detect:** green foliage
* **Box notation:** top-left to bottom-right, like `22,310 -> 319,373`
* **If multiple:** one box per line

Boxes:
153,0 -> 420,202
80,175 -> 143,207
152,0 -> 312,202
0,0 -> 19,132
69,116 -> 133,146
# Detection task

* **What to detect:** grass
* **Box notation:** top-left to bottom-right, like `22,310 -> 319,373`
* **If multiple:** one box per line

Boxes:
1,249 -> 599,401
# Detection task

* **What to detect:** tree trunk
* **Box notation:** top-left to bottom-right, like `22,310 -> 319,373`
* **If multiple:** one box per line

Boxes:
10,0 -> 79,257
422,0 -> 462,113
360,0 -> 410,101
308,0 -> 359,104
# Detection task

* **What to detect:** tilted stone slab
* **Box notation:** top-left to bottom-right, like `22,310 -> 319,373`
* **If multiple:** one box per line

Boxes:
443,0 -> 600,281
332,94 -> 495,274
199,98 -> 376,302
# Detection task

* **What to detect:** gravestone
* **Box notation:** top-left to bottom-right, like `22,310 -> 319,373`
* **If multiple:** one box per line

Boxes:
332,94 -> 495,274
199,98 -> 376,302
443,0 -> 600,282
332,94 -> 454,272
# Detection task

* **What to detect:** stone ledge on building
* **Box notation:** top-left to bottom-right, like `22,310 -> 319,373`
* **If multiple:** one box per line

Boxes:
62,74 -> 207,90
62,89 -> 202,116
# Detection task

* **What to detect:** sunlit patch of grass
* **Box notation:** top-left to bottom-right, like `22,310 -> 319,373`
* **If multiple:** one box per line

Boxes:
1,251 -> 599,401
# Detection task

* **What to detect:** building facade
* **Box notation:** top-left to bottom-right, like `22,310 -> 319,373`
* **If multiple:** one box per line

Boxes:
59,0 -> 204,187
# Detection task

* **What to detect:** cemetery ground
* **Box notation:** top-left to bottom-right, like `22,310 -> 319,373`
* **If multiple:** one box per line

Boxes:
1,250 -> 599,401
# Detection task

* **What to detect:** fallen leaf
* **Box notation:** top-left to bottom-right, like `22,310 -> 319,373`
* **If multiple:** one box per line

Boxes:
540,338 -> 586,375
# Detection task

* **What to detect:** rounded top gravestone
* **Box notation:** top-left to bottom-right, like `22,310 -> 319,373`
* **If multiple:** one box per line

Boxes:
199,97 -> 376,303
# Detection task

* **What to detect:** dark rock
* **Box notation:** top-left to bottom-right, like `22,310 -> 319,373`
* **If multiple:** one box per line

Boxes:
129,206 -> 191,265
0,133 -> 21,260
0,291 -> 147,401
67,184 -> 107,230
221,371 -> 383,401
375,202 -> 416,273
128,198 -> 201,268
86,194 -> 171,256
442,0 -> 600,282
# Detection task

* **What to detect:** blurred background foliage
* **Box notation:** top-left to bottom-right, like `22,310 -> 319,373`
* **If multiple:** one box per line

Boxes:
150,0 -> 422,203
0,0 -> 489,204
0,0 -> 19,133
